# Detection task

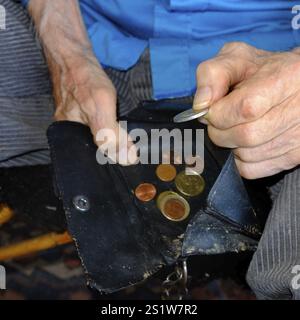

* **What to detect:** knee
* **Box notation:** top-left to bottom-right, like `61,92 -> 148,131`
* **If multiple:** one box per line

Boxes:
246,256 -> 298,300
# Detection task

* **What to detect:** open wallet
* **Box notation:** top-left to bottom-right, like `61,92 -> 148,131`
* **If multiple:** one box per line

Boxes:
47,101 -> 271,294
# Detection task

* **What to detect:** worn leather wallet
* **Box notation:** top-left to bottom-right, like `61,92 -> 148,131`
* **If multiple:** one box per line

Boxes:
47,103 -> 270,293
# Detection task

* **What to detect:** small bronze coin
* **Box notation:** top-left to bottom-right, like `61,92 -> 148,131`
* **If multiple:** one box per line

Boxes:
157,191 -> 190,222
175,170 -> 205,197
164,198 -> 186,221
156,164 -> 177,182
135,183 -> 157,202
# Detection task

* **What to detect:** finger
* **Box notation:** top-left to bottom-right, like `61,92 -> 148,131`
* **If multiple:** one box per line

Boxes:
207,53 -> 300,130
193,42 -> 259,111
234,124 -> 300,163
207,94 -> 300,148
86,96 -> 138,166
206,81 -> 272,130
235,147 -> 300,179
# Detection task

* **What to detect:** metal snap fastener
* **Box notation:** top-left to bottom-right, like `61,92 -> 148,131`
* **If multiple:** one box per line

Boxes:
73,195 -> 90,212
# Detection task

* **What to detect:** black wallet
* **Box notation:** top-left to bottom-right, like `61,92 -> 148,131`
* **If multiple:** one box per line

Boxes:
47,105 -> 270,293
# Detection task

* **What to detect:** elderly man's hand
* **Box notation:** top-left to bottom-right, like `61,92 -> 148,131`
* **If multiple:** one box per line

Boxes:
194,42 -> 300,179
29,0 -> 137,165
54,55 -> 117,136
53,55 -> 136,165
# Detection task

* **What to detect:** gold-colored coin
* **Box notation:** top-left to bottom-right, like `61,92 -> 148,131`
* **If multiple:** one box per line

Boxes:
156,164 -> 177,182
156,191 -> 190,222
135,183 -> 157,202
175,170 -> 205,197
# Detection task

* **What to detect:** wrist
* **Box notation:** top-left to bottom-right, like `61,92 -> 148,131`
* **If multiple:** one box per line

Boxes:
51,54 -> 107,106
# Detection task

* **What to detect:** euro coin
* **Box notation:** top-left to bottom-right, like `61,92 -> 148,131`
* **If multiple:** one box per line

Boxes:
175,170 -> 205,197
173,108 -> 209,123
157,191 -> 190,222
156,164 -> 177,182
135,183 -> 157,202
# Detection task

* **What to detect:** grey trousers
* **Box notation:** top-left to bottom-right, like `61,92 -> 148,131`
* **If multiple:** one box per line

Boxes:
0,0 -> 151,167
247,170 -> 300,300
0,0 -> 53,167
1,0 -> 300,300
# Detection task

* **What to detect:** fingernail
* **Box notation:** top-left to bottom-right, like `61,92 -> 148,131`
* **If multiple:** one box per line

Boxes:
198,117 -> 209,125
193,86 -> 212,110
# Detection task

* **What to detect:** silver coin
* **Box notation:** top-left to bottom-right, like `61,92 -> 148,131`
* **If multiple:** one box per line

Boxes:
173,108 -> 209,123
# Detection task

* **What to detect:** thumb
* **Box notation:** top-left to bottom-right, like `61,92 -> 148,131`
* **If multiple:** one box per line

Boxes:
193,44 -> 257,111
89,100 -> 138,165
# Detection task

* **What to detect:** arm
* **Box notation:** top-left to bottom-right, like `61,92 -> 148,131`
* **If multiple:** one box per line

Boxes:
27,0 -> 135,164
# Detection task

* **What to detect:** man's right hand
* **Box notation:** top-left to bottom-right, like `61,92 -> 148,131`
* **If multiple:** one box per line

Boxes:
193,42 -> 300,179
28,0 -> 136,165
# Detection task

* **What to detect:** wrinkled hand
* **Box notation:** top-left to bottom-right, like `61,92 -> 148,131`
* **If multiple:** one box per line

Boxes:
54,55 -> 137,165
194,42 -> 300,179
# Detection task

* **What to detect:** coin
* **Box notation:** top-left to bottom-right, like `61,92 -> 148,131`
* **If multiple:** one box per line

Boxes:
135,183 -> 157,202
173,107 -> 209,123
164,199 -> 186,221
175,170 -> 205,197
157,191 -> 190,222
156,164 -> 177,182
173,108 -> 209,123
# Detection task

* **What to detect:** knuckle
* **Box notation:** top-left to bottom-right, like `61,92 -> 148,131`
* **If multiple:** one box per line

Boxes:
196,60 -> 214,77
221,42 -> 239,53
239,95 -> 259,121
197,59 -> 230,84
221,42 -> 251,55
271,52 -> 300,78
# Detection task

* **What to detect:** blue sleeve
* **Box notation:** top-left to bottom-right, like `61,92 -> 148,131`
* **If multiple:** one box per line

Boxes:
21,0 -> 29,7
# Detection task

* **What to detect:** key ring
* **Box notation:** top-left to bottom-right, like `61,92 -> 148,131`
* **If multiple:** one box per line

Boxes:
162,259 -> 188,300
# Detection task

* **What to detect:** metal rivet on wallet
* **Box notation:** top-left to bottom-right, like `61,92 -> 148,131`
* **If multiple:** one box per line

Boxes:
73,195 -> 90,212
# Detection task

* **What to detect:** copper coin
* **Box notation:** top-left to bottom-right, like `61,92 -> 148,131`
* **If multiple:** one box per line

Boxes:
163,198 -> 186,221
157,191 -> 190,222
135,183 -> 157,202
156,164 -> 177,182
